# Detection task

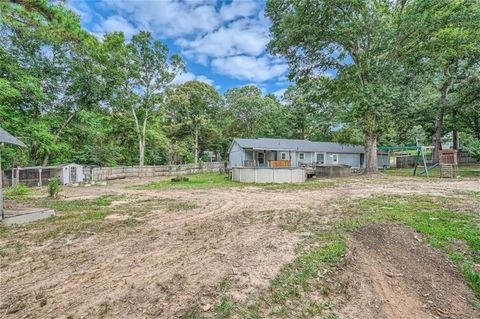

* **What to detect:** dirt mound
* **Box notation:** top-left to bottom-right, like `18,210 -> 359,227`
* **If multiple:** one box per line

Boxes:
333,223 -> 479,319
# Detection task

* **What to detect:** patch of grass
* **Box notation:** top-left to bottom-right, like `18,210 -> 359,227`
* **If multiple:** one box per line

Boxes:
4,184 -> 31,200
342,194 -> 480,297
181,306 -> 206,319
384,164 -> 480,178
18,194 -> 124,213
163,199 -> 198,212
133,172 -> 345,191
270,233 -> 345,308
214,297 -> 236,318
134,173 -> 236,190
0,194 -> 139,242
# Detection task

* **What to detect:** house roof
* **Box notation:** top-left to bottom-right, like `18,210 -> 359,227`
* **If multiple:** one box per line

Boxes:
232,138 -> 365,154
0,127 -> 26,147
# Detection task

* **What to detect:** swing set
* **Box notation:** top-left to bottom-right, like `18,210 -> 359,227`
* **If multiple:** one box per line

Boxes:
377,139 -> 437,178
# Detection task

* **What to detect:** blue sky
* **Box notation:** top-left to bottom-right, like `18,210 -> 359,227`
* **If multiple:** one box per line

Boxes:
68,0 -> 290,97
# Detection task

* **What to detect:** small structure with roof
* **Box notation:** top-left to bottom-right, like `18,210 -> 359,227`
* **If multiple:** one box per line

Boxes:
5,163 -> 85,187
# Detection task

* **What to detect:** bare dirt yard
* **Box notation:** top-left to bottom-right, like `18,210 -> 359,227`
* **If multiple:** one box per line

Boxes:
1,173 -> 479,318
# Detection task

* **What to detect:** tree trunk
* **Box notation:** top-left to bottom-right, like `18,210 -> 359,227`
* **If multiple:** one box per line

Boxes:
42,153 -> 49,167
432,80 -> 451,163
138,135 -> 145,167
194,125 -> 199,165
364,130 -> 379,175
452,108 -> 459,150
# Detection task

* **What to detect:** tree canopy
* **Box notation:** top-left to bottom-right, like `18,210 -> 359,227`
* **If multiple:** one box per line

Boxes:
1,0 -> 479,169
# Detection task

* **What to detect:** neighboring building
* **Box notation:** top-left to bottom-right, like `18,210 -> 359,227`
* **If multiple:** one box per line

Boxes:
4,163 -> 85,187
228,138 -> 369,169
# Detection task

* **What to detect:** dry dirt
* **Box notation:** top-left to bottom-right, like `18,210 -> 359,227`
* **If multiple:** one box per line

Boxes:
333,223 -> 479,319
0,176 -> 479,318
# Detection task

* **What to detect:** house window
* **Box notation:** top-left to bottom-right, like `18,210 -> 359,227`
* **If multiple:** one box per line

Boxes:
332,154 -> 339,164
281,152 -> 287,160
299,153 -> 305,160
316,153 -> 325,164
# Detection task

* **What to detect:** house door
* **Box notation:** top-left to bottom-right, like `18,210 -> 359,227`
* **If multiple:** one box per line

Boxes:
257,152 -> 265,166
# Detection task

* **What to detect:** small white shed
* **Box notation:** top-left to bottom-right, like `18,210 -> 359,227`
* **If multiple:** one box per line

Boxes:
7,163 -> 85,186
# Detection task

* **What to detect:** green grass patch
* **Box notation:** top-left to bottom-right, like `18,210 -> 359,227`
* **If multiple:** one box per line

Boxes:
133,172 -> 340,191
342,195 -> 480,297
384,164 -> 480,178
4,184 -> 31,200
0,194 -> 140,242
134,173 -> 237,190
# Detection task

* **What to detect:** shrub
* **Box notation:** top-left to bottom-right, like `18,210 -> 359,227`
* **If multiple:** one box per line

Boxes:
48,178 -> 60,198
465,137 -> 480,162
4,183 -> 29,199
171,176 -> 189,182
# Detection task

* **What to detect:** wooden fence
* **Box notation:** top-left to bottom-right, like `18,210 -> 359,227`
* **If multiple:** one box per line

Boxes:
84,162 -> 225,182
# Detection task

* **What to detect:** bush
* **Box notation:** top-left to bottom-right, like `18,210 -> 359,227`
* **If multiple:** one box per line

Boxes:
465,137 -> 480,162
4,183 -> 29,199
171,176 -> 189,182
48,178 -> 60,198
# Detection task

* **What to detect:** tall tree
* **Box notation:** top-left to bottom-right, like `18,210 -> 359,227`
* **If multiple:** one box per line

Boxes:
166,81 -> 222,164
266,0 -> 478,173
105,31 -> 184,166
405,0 -> 480,161
224,85 -> 265,138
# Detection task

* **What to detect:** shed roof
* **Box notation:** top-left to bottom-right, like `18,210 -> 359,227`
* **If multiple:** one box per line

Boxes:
11,163 -> 80,170
0,127 -> 26,147
233,138 -> 365,154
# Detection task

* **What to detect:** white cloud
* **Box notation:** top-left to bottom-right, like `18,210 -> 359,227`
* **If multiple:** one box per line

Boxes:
273,88 -> 287,99
93,15 -> 138,39
178,18 -> 269,62
173,72 -> 215,86
220,0 -> 258,21
211,56 -> 288,82
98,0 -> 258,38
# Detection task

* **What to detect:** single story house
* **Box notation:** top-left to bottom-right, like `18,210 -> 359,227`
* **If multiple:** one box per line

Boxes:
228,138 -> 369,169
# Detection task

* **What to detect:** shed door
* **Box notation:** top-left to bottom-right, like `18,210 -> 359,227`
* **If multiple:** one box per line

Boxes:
70,167 -> 77,183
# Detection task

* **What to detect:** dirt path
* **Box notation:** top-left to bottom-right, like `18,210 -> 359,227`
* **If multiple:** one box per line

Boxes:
334,223 -> 478,319
1,177 -> 479,318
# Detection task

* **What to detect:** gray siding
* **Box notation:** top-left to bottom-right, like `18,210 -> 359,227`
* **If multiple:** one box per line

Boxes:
229,142 -> 244,167
325,153 -> 361,168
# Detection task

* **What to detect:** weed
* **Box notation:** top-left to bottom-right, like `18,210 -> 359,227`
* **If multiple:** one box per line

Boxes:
181,306 -> 205,319
4,183 -> 30,200
214,297 -> 235,318
48,178 -> 60,198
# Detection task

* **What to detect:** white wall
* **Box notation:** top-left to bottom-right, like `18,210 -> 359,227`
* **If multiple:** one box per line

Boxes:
231,167 -> 307,183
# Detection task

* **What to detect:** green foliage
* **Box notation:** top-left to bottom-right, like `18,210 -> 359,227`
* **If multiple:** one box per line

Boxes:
266,0 -> 480,171
464,137 -> 480,162
3,184 -> 30,200
47,178 -> 60,198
